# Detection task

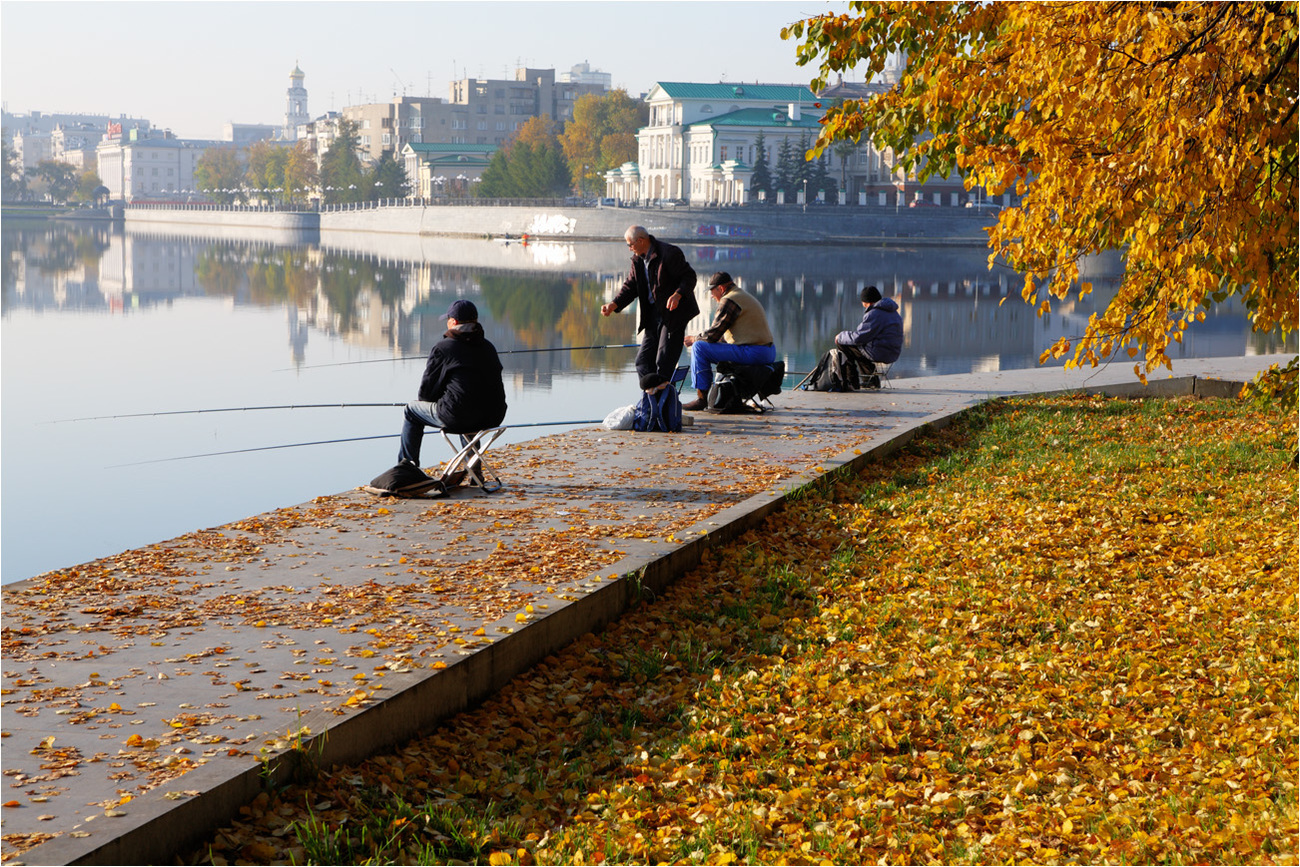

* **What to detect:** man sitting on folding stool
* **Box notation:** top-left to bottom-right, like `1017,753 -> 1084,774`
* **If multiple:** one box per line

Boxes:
681,271 -> 776,411
398,298 -> 507,486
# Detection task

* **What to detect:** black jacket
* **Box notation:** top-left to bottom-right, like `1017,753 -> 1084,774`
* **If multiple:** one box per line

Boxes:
611,235 -> 700,332
417,322 -> 507,433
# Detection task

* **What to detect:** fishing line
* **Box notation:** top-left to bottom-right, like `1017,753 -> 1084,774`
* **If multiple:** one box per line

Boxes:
278,343 -> 639,372
107,419 -> 604,467
48,403 -> 407,424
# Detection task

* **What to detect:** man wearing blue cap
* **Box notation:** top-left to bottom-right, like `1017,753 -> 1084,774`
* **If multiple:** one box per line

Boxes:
397,298 -> 507,466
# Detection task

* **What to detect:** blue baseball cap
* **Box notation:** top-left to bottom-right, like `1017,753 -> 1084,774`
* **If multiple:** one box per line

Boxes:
441,299 -> 478,321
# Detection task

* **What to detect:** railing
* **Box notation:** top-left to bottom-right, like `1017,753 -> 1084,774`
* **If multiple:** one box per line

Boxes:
125,201 -> 308,213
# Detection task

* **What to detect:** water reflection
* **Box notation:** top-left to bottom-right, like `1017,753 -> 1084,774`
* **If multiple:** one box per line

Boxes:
2,219 -> 1294,583
3,220 -> 1294,378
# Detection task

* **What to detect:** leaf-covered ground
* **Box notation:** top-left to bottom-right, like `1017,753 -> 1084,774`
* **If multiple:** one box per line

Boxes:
188,394 -> 1298,866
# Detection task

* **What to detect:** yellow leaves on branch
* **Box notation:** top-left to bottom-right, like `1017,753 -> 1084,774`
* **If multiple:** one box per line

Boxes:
789,1 -> 1298,378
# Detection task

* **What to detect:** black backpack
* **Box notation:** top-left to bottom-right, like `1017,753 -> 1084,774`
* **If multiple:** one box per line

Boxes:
708,361 -> 785,413
803,348 -> 861,392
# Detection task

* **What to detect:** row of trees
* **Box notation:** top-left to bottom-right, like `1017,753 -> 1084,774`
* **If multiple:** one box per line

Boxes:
749,130 -> 838,203
3,138 -> 104,205
192,119 -> 406,207
476,89 -> 645,199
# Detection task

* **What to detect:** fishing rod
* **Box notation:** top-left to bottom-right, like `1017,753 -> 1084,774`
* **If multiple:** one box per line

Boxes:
107,419 -> 604,468
48,403 -> 407,424
280,343 -> 640,372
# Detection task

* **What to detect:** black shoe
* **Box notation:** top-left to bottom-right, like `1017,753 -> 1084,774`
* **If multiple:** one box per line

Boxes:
681,398 -> 707,411
865,375 -> 881,389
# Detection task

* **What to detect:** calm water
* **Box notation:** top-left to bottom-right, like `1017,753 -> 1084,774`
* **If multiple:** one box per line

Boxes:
2,220 -> 1289,583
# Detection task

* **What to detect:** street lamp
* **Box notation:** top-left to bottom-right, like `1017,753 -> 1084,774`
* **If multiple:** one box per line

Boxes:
802,178 -> 808,214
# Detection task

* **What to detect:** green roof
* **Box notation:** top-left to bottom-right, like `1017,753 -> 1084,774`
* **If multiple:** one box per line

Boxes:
688,107 -> 823,130
403,143 -> 498,154
651,82 -> 816,102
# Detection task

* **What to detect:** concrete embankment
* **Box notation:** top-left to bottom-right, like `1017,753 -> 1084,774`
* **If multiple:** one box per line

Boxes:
2,355 -> 1280,865
121,202 -> 995,247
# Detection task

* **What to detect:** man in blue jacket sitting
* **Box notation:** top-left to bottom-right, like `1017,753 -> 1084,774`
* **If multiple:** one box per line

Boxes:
835,285 -> 903,388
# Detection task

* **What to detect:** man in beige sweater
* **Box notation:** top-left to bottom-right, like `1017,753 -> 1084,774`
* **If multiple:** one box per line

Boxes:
681,272 -> 777,411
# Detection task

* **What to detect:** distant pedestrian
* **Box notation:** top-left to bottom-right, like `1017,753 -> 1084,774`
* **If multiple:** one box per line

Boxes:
682,272 -> 777,411
602,225 -> 701,382
398,299 -> 507,466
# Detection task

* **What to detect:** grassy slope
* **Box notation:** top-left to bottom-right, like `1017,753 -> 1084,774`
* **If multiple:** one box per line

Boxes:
192,393 -> 1298,866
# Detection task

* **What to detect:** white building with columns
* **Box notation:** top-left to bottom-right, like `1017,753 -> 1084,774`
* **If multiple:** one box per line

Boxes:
608,69 -> 987,208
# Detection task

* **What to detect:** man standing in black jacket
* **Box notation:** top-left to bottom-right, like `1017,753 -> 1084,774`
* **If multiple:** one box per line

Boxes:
602,225 -> 701,383
398,298 -> 507,467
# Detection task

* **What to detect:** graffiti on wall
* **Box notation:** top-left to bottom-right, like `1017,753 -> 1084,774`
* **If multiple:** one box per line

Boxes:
525,213 -> 578,235
694,224 -> 755,238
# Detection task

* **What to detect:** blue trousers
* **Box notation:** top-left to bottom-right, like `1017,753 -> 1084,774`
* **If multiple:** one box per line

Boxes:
398,401 -> 445,465
690,341 -> 776,391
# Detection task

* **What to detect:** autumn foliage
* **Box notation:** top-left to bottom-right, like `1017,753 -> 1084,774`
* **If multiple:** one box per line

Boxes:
785,2 -> 1298,390
188,395 -> 1297,865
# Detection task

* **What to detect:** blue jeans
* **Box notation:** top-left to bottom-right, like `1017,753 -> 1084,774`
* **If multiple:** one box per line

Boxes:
690,341 -> 777,391
398,401 -> 445,465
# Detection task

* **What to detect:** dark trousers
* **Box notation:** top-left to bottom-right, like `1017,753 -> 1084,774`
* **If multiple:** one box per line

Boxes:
634,308 -> 687,383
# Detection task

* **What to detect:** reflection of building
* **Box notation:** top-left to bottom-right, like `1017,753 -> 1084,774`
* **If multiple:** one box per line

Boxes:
97,233 -> 203,303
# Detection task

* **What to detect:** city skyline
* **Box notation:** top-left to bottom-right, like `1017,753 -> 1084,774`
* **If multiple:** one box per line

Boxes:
1,1 -> 851,141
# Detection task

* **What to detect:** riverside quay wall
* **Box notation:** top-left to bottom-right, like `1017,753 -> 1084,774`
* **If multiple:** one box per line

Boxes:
122,201 -> 996,246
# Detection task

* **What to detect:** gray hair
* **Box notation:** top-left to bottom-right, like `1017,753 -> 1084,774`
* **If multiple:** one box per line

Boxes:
624,225 -> 650,242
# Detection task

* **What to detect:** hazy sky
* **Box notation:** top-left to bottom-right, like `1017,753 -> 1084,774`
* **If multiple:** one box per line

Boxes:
1,1 -> 853,140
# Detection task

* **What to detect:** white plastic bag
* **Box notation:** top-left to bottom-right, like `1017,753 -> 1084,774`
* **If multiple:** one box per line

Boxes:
602,404 -> 636,430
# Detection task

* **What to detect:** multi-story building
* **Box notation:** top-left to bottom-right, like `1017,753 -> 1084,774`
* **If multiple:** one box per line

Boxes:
340,65 -> 611,165
223,123 -> 279,145
610,70 -> 978,207
3,110 -> 152,170
558,61 -> 612,90
343,96 -> 462,163
451,66 -> 606,132
95,127 -> 228,202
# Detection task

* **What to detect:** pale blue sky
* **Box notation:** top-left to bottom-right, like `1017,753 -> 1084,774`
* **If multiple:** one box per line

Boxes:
1,1 -> 852,139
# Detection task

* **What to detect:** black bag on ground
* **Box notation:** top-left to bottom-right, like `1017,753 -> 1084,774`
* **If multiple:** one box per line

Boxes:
365,463 -> 444,497
708,361 -> 785,413
803,347 -> 860,392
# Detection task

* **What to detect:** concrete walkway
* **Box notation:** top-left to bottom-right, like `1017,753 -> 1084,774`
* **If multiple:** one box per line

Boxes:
1,354 -> 1285,865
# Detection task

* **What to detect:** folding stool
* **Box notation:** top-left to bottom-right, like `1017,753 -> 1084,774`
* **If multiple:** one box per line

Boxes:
437,427 -> 506,493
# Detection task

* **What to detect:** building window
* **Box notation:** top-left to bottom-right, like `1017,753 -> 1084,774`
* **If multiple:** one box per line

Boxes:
363,119 -> 371,129
477,121 -> 486,130
382,133 -> 391,145
361,135 -> 370,145
720,146 -> 727,161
